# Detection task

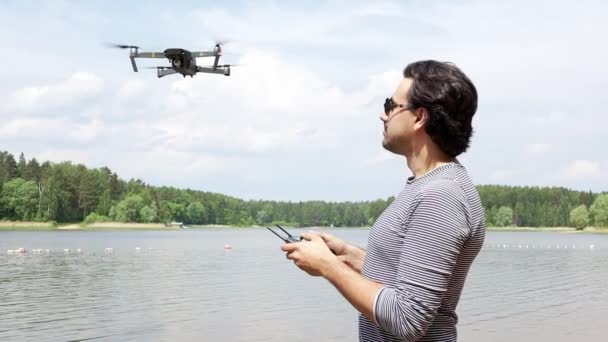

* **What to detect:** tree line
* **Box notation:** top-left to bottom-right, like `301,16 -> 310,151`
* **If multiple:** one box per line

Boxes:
1,151 -> 607,228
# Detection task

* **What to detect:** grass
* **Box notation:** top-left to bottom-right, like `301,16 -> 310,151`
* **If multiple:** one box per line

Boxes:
0,221 -> 57,231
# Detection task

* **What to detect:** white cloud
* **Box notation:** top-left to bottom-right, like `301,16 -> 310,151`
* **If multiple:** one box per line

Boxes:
490,169 -> 522,182
6,72 -> 104,113
0,117 -> 104,145
117,79 -> 147,99
367,150 -> 399,164
153,49 -> 390,156
562,160 -> 602,180
527,143 -> 552,154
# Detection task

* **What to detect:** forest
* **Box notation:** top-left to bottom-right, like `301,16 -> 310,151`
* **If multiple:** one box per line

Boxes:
1,151 -> 607,228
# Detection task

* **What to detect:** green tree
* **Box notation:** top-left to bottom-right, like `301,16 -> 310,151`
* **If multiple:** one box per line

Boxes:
494,206 -> 513,227
0,178 -> 39,220
23,158 -> 42,182
17,153 -> 26,178
569,204 -> 590,230
256,210 -> 268,225
186,201 -> 206,224
77,169 -> 101,219
166,202 -> 186,222
590,194 -> 608,228
4,154 -> 18,179
139,205 -> 158,223
110,194 -> 145,222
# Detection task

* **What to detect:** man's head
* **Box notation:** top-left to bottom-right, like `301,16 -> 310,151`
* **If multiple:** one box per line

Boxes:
380,60 -> 477,158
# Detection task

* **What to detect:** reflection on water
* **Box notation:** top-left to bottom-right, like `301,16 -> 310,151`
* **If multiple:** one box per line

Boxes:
1,230 -> 607,341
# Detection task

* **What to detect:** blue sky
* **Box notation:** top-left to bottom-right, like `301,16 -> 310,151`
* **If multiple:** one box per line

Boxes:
1,0 -> 607,201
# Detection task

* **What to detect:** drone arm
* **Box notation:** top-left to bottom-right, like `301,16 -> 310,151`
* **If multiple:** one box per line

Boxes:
197,66 -> 230,76
129,56 -> 138,72
157,68 -> 178,78
192,50 -> 217,58
133,51 -> 167,58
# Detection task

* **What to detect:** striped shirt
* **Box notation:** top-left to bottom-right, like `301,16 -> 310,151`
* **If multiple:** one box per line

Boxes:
360,161 -> 485,342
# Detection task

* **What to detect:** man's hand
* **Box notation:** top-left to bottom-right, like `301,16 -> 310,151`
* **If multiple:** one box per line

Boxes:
282,231 -> 383,326
281,232 -> 338,277
316,232 -> 366,273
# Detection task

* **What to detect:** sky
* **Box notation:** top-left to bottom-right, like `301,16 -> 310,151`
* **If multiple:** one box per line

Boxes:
1,0 -> 607,201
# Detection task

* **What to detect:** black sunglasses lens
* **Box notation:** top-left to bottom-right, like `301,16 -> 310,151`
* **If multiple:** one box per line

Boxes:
384,98 -> 392,114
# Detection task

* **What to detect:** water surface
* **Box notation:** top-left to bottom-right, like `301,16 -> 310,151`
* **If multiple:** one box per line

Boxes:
1,229 -> 606,341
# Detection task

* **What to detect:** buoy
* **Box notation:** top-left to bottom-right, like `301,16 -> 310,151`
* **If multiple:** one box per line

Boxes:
105,248 -> 113,253
76,248 -> 81,253
224,244 -> 232,250
63,249 -> 70,253
589,244 -> 595,250
7,250 -> 14,254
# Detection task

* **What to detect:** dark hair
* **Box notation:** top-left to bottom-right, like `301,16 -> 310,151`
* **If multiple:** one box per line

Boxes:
403,60 -> 478,157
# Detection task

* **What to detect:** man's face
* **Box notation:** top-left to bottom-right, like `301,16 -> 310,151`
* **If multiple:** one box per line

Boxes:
380,78 -> 417,155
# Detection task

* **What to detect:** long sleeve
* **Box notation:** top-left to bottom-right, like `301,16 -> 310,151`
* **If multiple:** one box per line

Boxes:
373,180 -> 470,341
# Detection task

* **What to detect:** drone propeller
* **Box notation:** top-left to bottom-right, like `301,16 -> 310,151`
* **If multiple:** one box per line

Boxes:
214,39 -> 232,47
105,43 -> 140,49
144,66 -> 172,69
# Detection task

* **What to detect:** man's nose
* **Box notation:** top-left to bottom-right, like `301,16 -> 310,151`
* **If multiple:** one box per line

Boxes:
379,111 -> 389,122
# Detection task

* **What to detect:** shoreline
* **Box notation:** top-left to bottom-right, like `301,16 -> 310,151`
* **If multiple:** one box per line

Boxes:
1,221 -> 607,234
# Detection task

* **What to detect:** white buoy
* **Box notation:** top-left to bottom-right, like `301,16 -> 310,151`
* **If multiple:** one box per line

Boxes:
64,249 -> 70,253
105,248 -> 113,253
7,250 -> 14,254
589,244 -> 595,250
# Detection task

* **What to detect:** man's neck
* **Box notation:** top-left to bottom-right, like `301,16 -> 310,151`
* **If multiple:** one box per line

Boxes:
405,143 -> 454,179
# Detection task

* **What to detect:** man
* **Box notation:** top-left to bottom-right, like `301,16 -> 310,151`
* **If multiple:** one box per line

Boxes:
281,60 -> 486,341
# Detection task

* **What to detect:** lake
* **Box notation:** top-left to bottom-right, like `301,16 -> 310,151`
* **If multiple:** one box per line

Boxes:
1,229 -> 607,341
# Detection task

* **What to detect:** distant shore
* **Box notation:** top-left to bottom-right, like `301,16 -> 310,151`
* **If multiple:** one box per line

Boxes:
1,221 -> 607,234
486,226 -> 608,234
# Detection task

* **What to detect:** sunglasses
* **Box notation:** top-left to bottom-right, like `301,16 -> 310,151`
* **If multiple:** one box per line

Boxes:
384,97 -> 414,116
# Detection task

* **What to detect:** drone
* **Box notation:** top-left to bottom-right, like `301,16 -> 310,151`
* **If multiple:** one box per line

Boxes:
108,43 -> 233,78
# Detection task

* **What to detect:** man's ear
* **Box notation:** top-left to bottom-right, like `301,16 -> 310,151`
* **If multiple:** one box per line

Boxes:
414,107 -> 428,130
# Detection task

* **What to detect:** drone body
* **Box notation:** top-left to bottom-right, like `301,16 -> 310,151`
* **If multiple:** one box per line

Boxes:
112,44 -> 231,78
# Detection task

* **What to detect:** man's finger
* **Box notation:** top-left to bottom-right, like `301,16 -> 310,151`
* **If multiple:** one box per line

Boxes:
318,232 -> 334,242
281,243 -> 298,252
286,251 -> 299,260
301,232 -> 322,241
